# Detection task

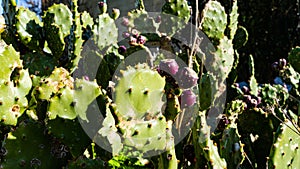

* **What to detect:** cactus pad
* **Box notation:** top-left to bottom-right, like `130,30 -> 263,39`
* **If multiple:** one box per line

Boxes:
15,7 -> 43,51
268,121 -> 300,168
114,64 -> 165,119
200,0 -> 227,41
0,43 -> 32,126
288,46 -> 300,73
2,121 -> 63,168
93,13 -> 118,51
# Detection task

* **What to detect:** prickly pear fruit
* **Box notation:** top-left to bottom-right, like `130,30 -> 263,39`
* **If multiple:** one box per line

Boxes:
176,67 -> 198,89
180,89 -> 196,108
158,59 -> 179,76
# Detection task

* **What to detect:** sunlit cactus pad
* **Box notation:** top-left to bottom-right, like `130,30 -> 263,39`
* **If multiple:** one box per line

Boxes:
114,64 -> 166,120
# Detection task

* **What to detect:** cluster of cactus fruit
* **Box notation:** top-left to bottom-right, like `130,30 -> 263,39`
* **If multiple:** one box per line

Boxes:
0,0 -> 299,168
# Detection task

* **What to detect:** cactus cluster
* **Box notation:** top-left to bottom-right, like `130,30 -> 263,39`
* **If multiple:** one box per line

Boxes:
0,0 -> 299,168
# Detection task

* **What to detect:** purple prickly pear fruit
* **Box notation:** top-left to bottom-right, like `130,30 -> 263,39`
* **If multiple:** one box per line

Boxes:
83,76 -> 89,81
98,1 -> 107,14
256,96 -> 262,105
158,59 -> 179,75
155,15 -> 161,23
122,32 -> 130,38
233,83 -> 239,88
129,36 -> 137,46
272,61 -> 279,71
243,95 -> 252,103
278,58 -> 287,69
250,98 -> 258,107
121,17 -> 129,27
137,35 -> 147,45
242,86 -> 249,94
176,67 -> 198,89
131,29 -> 139,38
118,45 -> 126,54
243,102 -> 248,109
180,89 -> 197,108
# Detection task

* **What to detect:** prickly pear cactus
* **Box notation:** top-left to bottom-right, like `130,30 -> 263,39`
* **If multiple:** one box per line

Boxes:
0,43 -> 32,126
268,121 -> 300,168
200,0 -> 227,42
114,64 -> 165,120
2,121 -> 63,168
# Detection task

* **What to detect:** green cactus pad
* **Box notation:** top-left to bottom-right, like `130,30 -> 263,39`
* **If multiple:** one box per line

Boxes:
0,44 -> 32,125
198,73 -> 216,111
228,0 -> 239,40
15,7 -> 43,50
114,64 -> 165,119
73,79 -> 102,121
119,115 -> 167,153
48,87 -> 76,120
233,26 -> 248,49
268,121 -> 300,168
47,79 -> 101,120
81,11 -> 94,29
65,0 -> 84,73
201,0 -> 227,41
43,4 -> 72,58
128,9 -> 157,33
43,14 -> 65,58
34,68 -> 101,120
161,0 -> 190,23
213,36 -> 234,80
2,121 -> 63,168
288,46 -> 300,73
45,4 -> 72,38
160,0 -> 191,36
35,67 -> 73,101
193,112 -> 227,168
93,13 -> 118,51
